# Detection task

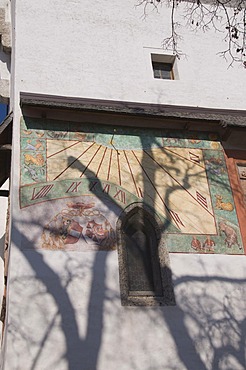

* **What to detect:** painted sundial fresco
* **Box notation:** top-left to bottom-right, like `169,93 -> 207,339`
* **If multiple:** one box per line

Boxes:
19,117 -> 243,254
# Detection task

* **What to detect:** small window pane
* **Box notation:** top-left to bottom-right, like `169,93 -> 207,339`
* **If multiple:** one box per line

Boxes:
152,62 -> 173,80
153,69 -> 161,79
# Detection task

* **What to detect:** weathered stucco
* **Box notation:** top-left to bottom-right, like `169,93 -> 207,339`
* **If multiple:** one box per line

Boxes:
3,250 -> 246,370
13,0 -> 246,110
2,1 -> 246,369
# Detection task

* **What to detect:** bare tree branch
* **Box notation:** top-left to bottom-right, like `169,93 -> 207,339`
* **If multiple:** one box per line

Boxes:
136,0 -> 246,67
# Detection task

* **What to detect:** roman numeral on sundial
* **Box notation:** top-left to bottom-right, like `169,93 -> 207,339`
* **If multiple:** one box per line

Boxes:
113,188 -> 126,204
196,191 -> 208,208
189,151 -> 200,164
169,210 -> 185,228
102,183 -> 110,194
66,181 -> 81,193
138,187 -> 143,198
31,184 -> 54,200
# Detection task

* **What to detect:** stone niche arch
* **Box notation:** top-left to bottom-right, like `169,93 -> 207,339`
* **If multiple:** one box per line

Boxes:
116,203 -> 176,306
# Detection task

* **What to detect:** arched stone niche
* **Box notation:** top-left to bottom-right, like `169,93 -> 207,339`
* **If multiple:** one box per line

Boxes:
116,202 -> 176,306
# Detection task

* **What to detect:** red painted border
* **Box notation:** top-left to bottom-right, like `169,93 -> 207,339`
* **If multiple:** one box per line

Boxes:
224,149 -> 246,254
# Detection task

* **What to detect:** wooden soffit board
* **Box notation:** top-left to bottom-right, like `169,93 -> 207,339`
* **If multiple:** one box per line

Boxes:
20,92 -> 246,129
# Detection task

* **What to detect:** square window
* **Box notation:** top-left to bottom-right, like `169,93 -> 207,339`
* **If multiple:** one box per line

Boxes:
152,61 -> 173,80
151,54 -> 177,80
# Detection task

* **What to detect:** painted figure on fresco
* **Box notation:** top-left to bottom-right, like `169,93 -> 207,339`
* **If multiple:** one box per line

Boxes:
191,236 -> 202,251
24,165 -> 39,181
205,157 -> 226,176
24,139 -> 44,151
24,153 -> 45,167
219,221 -> 241,249
215,195 -> 234,212
23,152 -> 45,182
41,201 -> 116,251
191,235 -> 215,253
202,236 -> 215,253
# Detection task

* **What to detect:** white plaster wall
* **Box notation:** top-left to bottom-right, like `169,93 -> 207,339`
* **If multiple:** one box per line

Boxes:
13,0 -> 246,110
2,1 -> 246,369
3,246 -> 246,370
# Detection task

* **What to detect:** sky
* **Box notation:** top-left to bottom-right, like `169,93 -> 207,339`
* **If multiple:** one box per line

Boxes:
0,103 -> 8,124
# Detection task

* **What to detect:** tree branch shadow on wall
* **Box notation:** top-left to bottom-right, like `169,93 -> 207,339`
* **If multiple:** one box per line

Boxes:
8,222 -> 112,370
6,130 -> 246,370
163,272 -> 246,370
